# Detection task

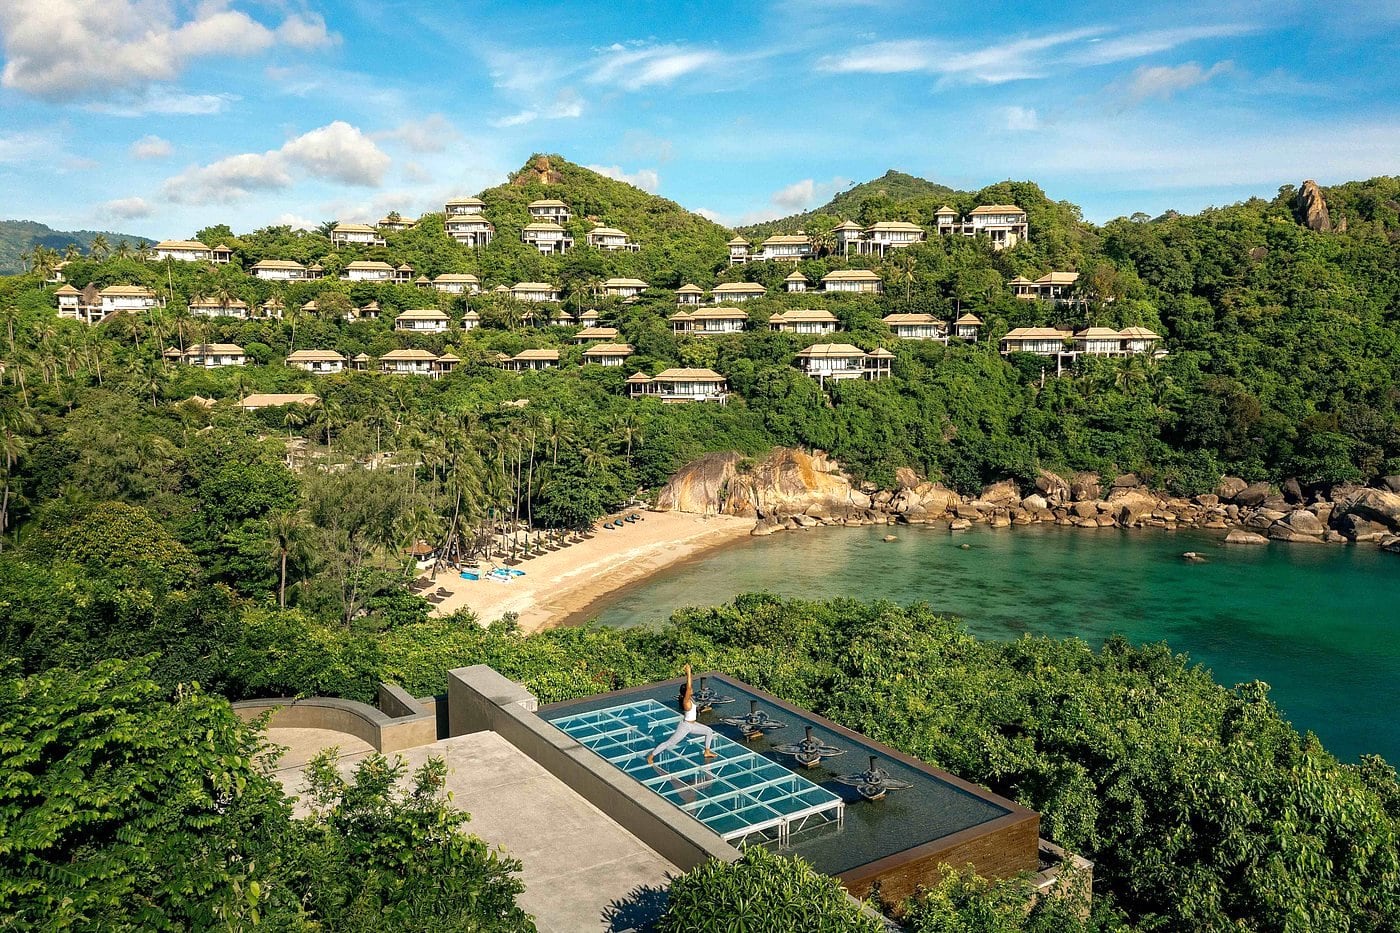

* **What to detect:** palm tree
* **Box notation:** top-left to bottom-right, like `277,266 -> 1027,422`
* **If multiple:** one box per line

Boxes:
113,240 -> 132,260
63,243 -> 81,262
0,409 -> 35,550
267,510 -> 308,609
88,234 -> 110,261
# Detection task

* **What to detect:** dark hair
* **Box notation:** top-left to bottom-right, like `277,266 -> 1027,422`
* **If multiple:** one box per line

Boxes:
677,684 -> 689,713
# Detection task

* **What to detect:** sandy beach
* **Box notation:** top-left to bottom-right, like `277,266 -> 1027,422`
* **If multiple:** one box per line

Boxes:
428,510 -> 753,632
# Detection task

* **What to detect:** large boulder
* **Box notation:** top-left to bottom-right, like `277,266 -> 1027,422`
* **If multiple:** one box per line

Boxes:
1234,482 -> 1271,508
1379,476 -> 1400,493
1021,493 -> 1049,512
1216,476 -> 1248,501
1225,529 -> 1269,545
1070,500 -> 1099,519
1281,477 -> 1305,504
657,448 -> 872,520
1334,512 -> 1391,542
1070,472 -> 1102,501
979,480 -> 1022,508
1113,490 -> 1159,526
1269,523 -> 1325,543
894,467 -> 921,489
1294,179 -> 1333,233
889,482 -> 955,518
1342,488 -> 1400,531
1034,470 -> 1071,505
1282,510 -> 1325,536
1112,473 -> 1141,489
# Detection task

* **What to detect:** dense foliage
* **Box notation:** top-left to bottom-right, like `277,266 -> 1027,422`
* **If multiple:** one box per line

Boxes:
0,219 -> 151,276
0,658 -> 534,931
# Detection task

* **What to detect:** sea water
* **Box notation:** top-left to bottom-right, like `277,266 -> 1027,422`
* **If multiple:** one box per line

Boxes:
578,524 -> 1400,763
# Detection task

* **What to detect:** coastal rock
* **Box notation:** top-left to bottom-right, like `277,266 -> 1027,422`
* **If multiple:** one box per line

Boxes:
1281,477 -> 1305,503
1071,472 -> 1102,501
1034,470 -> 1071,504
1334,513 -> 1390,542
751,519 -> 783,536
1282,510 -> 1325,536
1095,514 -> 1118,527
948,518 -> 972,531
1382,536 -> 1400,554
1022,493 -> 1049,512
1294,179 -> 1333,233
1112,473 -> 1141,489
1380,476 -> 1400,493
1216,476 -> 1248,501
894,467 -> 921,489
979,480 -> 1021,508
883,534 -> 898,542
1235,482 -> 1271,507
1225,529 -> 1269,545
1113,491 -> 1159,526
988,513 -> 1012,528
1342,488 -> 1400,531
1245,508 -> 1287,530
890,482 -> 954,517
1269,521 -> 1324,542
657,448 -> 872,520
1070,501 -> 1099,519
1194,493 -> 1220,507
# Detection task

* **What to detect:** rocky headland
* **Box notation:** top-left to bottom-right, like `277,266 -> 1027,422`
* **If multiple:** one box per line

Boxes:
655,448 -> 1400,553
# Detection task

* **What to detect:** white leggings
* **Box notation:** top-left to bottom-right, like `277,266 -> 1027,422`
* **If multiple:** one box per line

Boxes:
651,720 -> 715,757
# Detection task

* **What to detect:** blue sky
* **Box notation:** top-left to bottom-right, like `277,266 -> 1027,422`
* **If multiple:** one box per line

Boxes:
2,0 -> 1398,237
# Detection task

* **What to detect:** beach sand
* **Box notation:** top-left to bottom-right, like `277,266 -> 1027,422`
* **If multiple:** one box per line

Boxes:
429,510 -> 753,632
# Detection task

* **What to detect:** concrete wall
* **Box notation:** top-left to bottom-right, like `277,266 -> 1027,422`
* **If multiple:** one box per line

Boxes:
446,665 -> 738,872
233,684 -> 437,753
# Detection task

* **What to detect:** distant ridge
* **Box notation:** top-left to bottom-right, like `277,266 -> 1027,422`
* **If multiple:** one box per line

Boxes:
0,220 -> 152,275
738,170 -> 964,237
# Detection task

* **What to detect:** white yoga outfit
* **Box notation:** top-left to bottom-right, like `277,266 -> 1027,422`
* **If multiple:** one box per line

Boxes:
652,700 -> 715,757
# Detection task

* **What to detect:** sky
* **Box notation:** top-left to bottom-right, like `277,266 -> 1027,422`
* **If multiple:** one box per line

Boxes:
2,0 -> 1398,237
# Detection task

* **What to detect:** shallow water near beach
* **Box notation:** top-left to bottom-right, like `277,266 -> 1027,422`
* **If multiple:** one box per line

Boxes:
577,523 -> 1400,763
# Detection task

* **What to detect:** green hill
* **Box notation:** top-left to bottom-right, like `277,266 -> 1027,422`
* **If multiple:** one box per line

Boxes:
738,170 -> 964,237
0,220 -> 152,275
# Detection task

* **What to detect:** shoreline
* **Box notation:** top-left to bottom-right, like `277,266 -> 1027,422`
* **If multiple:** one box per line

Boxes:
428,511 -> 753,633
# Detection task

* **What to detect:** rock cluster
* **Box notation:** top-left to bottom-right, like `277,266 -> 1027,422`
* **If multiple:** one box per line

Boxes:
656,449 -> 1400,554
1294,179 -> 1333,233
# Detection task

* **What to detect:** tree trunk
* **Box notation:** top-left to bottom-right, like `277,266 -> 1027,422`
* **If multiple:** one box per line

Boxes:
279,549 -> 287,609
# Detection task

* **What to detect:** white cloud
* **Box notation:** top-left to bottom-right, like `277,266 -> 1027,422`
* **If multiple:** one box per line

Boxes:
1125,60 -> 1232,102
89,88 -> 239,117
0,1 -> 336,102
377,114 -> 457,153
0,130 -> 56,164
586,164 -> 661,193
103,196 -> 153,219
490,89 -> 584,128
1002,106 -> 1040,131
273,212 -> 318,231
770,176 -> 851,212
491,110 -> 538,128
590,43 -> 723,91
130,135 -> 172,160
1081,24 -> 1256,65
162,121 -> 390,203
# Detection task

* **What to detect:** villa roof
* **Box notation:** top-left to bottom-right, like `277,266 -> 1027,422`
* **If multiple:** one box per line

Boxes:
436,352 -> 462,363
189,297 -> 249,309
241,393 -> 318,408
512,349 -> 560,361
575,326 -> 620,339
712,282 -> 766,293
866,221 -> 924,232
833,220 -> 864,231
1035,271 -> 1080,286
154,239 -> 209,250
396,263 -> 414,271
954,313 -> 984,325
934,205 -> 958,215
396,308 -> 450,320
784,270 -> 808,281
301,300 -> 318,311
796,343 -> 868,359
528,199 -> 569,208
626,372 -> 653,383
676,284 -> 704,294
380,348 -> 439,361
446,196 -> 485,206
822,269 -> 882,282
883,313 -> 939,324
653,368 -> 724,382
603,277 -> 649,288
345,260 -> 395,270
446,215 -> 492,225
727,236 -> 750,246
99,284 -> 155,297
353,352 -> 371,361
252,259 -> 307,270
771,309 -> 837,322
1003,327 -> 1072,339
759,234 -> 810,246
512,282 -> 558,292
332,222 -> 377,233
360,300 -> 380,310
1008,275 -> 1034,285
1077,327 -> 1124,339
589,226 -> 628,237
583,343 -> 634,356
522,221 -> 567,232
186,343 -> 244,355
689,306 -> 748,320
669,310 -> 692,321
1119,326 -> 1162,340
434,273 -> 479,283
381,217 -> 412,226
493,284 -> 510,292
867,347 -> 896,358
53,284 -> 81,295
286,349 -> 347,362
970,204 -> 1025,215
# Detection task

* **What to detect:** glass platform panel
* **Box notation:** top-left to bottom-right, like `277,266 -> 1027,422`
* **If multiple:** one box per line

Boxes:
551,698 -> 843,843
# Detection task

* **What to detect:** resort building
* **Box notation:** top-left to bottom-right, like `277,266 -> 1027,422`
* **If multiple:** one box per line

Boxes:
341,260 -> 395,282
188,296 -> 249,319
444,214 -> 494,247
329,223 -> 385,247
501,349 -> 560,371
286,350 -> 347,374
1075,328 -> 1128,356
627,368 -> 728,403
676,284 -> 705,305
444,197 -> 485,216
727,236 -> 751,265
833,220 -> 865,255
1014,272 -> 1080,302
822,269 -> 883,294
461,310 -> 480,331
1120,326 -> 1164,356
46,262 -> 68,283
673,306 -> 748,337
433,273 -> 480,294
935,205 -> 1028,250
755,233 -> 812,262
378,215 -> 414,232
1000,327 -> 1073,356
54,284 -> 100,324
521,222 -> 573,255
393,263 -> 415,284
511,282 -> 561,303
150,240 -> 230,263
784,271 -> 809,293
251,259 -> 310,281
240,393 -> 318,411
602,277 -> 648,299
527,199 -> 571,224
99,284 -> 161,316
307,263 -> 326,280
351,353 -> 371,371
378,348 -> 440,377
710,282 -> 766,303
794,344 -> 894,383
258,298 -> 285,320
572,326 -> 620,343
863,221 -> 926,256
582,343 -> 634,366
394,309 -> 451,333
952,313 -> 984,340
587,226 -> 640,252
174,343 -> 246,367
351,301 -> 381,321
547,308 -> 576,326
577,308 -> 601,326
434,353 -> 461,378
769,309 -> 839,334
883,313 -> 946,341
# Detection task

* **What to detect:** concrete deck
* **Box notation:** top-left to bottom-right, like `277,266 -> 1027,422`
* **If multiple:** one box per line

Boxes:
267,727 -> 676,932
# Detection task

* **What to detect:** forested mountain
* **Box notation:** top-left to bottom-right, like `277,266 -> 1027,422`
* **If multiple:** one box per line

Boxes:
738,169 -> 962,237
0,219 -> 152,275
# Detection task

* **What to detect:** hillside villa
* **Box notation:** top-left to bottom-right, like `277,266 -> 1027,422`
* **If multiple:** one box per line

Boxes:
444,214 -> 495,247
587,226 -> 640,251
935,205 -> 1029,250
378,215 -> 413,232
627,368 -> 728,403
521,222 -> 573,254
572,326 -> 620,343
756,233 -> 812,261
822,269 -> 883,293
711,282 -> 766,302
859,221 -> 927,256
676,283 -> 705,305
444,197 -> 486,216
378,348 -> 442,377
240,393 -> 319,411
727,236 -> 750,264
1012,272 -> 1080,302
286,350 -> 347,374
394,309 -> 450,333
794,343 -> 894,383
342,260 -> 395,282
883,312 -> 946,340
511,282 -> 561,302
150,240 -> 232,263
188,296 -> 250,319
54,284 -> 92,323
672,306 -> 748,336
99,284 -> 161,317
952,313 -> 984,339
393,263 -> 414,284
433,273 -> 480,294
1000,327 -> 1072,356
251,259 -> 310,280
582,343 -> 634,366
501,349 -> 560,371
784,270 -> 809,292
330,223 -> 385,247
461,310 -> 480,331
527,199 -> 571,223
769,309 -> 839,334
602,277 -> 648,298
165,343 -> 246,367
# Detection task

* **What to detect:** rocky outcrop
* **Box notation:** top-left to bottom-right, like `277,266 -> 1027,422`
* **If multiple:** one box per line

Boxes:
1339,489 -> 1400,531
512,154 -> 565,186
1294,179 -> 1333,233
656,448 -> 871,522
1225,530 -> 1269,545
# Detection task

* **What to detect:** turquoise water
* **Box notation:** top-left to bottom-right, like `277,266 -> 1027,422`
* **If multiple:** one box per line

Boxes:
577,524 -> 1400,763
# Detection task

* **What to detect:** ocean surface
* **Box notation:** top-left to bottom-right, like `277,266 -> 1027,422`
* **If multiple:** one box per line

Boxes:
576,523 -> 1400,763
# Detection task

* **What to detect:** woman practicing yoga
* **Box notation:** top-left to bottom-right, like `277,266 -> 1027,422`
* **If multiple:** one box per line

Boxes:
647,664 -> 719,764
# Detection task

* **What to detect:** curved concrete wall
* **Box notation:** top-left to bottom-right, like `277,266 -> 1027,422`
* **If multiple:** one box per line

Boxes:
233,686 -> 437,753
